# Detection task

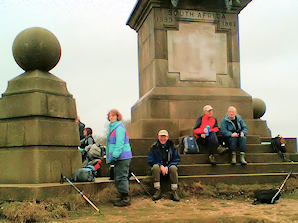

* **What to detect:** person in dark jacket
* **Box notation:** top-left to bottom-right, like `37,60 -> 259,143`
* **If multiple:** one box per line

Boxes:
193,105 -> 220,165
147,129 -> 180,201
220,106 -> 248,165
79,127 -> 95,162
76,116 -> 85,140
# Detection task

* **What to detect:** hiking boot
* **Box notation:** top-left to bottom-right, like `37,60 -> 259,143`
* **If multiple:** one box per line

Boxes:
240,152 -> 247,165
171,190 -> 180,202
217,145 -> 229,155
114,193 -> 131,207
231,152 -> 236,165
153,189 -> 161,200
208,154 -> 216,165
112,194 -> 122,203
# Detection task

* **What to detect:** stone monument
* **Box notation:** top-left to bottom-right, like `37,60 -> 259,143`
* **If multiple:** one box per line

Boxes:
0,27 -> 81,187
126,0 -> 271,139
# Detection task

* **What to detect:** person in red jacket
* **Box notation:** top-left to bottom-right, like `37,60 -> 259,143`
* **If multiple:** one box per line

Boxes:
193,105 -> 219,165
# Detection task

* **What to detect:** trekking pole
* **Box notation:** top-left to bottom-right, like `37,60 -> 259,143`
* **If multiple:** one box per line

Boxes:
131,172 -> 156,203
60,174 -> 101,213
271,171 -> 293,204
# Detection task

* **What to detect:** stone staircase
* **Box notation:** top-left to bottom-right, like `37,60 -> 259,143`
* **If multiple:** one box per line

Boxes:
99,135 -> 298,185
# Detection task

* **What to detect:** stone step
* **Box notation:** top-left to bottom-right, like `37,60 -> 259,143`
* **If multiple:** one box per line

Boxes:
179,153 -> 298,165
130,137 -> 277,156
178,172 -> 298,185
99,153 -> 298,177
178,162 -> 298,176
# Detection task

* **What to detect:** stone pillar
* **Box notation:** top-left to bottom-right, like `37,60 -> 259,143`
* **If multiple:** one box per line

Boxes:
0,27 -> 81,184
126,0 -> 271,139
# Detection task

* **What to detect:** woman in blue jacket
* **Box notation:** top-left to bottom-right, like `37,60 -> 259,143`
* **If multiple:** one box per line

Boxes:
220,106 -> 248,165
106,109 -> 132,207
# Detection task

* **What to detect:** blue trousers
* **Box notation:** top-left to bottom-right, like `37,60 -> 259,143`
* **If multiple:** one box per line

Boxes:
227,136 -> 246,152
114,159 -> 131,194
197,131 -> 219,155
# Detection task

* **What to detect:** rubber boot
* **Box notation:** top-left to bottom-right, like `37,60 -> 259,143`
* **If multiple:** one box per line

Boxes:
231,151 -> 236,165
240,152 -> 247,165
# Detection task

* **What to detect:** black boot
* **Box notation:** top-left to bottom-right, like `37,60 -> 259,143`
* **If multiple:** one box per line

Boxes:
114,193 -> 131,207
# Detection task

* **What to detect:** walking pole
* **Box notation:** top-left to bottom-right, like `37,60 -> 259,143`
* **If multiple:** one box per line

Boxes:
131,172 -> 156,203
271,171 -> 293,204
60,174 -> 101,213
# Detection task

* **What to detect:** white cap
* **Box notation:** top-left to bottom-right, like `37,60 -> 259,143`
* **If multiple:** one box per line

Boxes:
203,105 -> 213,111
158,129 -> 169,136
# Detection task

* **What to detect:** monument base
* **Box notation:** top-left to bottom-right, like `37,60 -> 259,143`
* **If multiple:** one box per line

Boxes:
0,147 -> 81,184
127,86 -> 257,138
0,178 -> 112,201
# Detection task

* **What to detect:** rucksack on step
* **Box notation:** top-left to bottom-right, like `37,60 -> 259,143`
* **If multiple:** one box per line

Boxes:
71,167 -> 96,182
271,135 -> 286,153
182,136 -> 200,154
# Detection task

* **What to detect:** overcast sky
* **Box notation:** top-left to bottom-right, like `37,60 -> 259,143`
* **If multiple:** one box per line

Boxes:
0,0 -> 297,142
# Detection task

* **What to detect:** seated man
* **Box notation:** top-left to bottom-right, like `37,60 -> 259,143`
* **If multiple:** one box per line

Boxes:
220,106 -> 248,165
147,130 -> 180,201
193,105 -> 219,165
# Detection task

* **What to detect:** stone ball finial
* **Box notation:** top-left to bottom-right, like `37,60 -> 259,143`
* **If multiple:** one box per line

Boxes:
252,98 -> 266,119
12,27 -> 61,72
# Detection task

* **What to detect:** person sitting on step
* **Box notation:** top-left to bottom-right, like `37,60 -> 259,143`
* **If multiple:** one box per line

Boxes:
147,129 -> 180,201
193,105 -> 220,165
220,106 -> 248,165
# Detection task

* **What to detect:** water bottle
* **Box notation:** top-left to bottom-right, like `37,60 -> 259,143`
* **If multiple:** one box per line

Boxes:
205,125 -> 210,136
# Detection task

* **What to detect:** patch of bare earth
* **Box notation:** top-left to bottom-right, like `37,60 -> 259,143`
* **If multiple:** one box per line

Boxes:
53,197 -> 298,222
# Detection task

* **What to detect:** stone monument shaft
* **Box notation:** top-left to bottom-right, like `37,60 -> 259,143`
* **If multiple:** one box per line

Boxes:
126,0 -> 270,139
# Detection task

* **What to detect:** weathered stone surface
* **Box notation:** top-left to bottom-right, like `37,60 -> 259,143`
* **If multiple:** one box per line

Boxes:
12,27 -> 61,72
252,98 -> 266,119
0,27 -> 81,188
0,118 -> 79,147
0,92 -> 76,119
2,70 -> 72,97
127,119 -> 180,139
0,147 -> 81,184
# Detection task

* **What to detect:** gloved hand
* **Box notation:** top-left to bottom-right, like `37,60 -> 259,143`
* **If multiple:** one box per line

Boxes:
93,159 -> 102,171
78,147 -> 84,153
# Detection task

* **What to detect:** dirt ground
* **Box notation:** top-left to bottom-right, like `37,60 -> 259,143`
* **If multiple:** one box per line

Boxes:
51,196 -> 298,223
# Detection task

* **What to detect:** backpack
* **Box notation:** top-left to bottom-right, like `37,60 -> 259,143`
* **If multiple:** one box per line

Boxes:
182,136 -> 200,154
271,135 -> 287,153
253,188 -> 280,204
71,167 -> 96,182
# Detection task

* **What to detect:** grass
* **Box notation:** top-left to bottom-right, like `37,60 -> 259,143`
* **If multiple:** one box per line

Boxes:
0,178 -> 297,222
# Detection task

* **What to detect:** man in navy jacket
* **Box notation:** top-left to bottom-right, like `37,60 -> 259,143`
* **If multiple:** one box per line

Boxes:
147,129 -> 180,201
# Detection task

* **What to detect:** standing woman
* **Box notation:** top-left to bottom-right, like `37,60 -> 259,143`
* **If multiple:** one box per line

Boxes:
106,109 -> 132,207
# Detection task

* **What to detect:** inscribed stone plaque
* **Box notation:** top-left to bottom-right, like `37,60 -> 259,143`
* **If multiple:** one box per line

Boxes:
168,22 -> 227,81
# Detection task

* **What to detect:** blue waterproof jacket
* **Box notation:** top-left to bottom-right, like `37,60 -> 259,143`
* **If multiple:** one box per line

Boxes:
220,114 -> 248,137
106,120 -> 132,164
147,139 -> 180,168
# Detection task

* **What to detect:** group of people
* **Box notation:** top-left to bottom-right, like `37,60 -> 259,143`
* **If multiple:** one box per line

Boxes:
76,105 -> 248,207
194,105 -> 248,165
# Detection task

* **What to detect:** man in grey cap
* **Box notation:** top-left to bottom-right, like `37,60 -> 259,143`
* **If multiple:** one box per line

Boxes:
147,129 -> 181,201
193,105 -> 220,165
